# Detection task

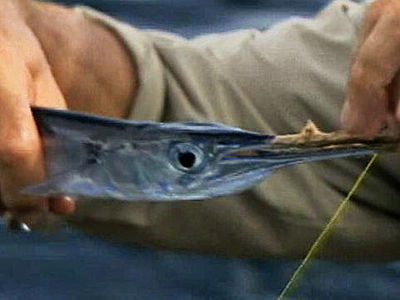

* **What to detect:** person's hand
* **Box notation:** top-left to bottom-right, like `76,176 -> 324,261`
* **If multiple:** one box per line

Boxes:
0,0 -> 136,229
341,0 -> 400,137
0,0 -> 76,228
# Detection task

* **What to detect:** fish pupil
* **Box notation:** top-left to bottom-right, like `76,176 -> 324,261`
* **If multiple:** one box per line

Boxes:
178,151 -> 196,169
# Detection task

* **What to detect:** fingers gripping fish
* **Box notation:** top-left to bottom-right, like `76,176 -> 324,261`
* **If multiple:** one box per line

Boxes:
22,107 -> 397,202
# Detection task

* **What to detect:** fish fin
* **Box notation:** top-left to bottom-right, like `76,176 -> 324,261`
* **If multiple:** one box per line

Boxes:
21,173 -> 71,198
22,163 -> 124,200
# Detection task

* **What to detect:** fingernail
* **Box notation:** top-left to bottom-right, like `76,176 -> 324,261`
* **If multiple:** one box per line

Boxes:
49,196 -> 76,216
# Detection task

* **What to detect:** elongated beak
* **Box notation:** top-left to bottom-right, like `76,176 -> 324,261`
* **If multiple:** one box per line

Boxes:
245,120 -> 399,169
226,144 -> 376,170
261,146 -> 375,169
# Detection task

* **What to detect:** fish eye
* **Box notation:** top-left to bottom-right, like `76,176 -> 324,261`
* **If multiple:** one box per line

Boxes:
169,143 -> 205,172
178,151 -> 196,169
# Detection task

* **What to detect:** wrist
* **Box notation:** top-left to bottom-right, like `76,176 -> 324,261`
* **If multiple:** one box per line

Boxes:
25,1 -> 84,90
26,1 -> 137,118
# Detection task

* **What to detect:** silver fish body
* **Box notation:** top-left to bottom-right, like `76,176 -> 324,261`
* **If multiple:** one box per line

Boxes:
22,107 -> 375,201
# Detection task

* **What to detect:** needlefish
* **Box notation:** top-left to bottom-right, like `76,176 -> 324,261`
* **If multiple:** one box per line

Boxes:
21,107 -> 399,202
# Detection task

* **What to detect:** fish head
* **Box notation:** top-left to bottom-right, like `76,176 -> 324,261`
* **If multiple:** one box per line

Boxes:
22,109 -> 276,201
128,122 -> 275,200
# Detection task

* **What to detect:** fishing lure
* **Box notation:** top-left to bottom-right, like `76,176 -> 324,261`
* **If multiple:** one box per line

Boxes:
21,107 -> 387,202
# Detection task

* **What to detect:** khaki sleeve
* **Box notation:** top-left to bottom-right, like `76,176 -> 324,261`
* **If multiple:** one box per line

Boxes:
68,1 -> 400,260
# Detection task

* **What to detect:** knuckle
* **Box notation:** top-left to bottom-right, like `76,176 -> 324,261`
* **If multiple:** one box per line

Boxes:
0,134 -> 37,167
349,62 -> 368,92
348,61 -> 388,104
351,54 -> 389,89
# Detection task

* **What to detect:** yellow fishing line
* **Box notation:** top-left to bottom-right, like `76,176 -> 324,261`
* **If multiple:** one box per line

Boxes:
277,154 -> 378,300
